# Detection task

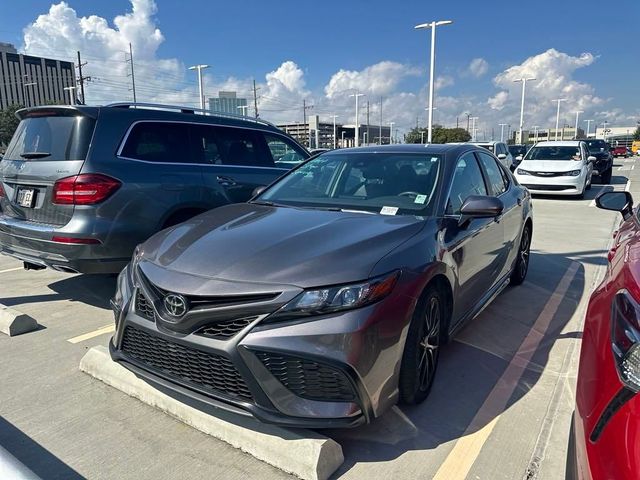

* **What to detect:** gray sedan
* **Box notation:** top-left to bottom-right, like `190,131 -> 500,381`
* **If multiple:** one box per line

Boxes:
110,144 -> 533,428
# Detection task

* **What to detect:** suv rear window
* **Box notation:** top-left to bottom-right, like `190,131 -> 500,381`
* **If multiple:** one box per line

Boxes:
4,115 -> 95,161
121,122 -> 190,163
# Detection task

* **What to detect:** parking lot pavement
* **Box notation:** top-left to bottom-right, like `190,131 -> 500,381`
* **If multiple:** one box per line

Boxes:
1,158 -> 639,479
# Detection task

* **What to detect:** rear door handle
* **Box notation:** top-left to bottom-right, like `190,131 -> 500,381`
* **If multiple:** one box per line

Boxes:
217,176 -> 238,187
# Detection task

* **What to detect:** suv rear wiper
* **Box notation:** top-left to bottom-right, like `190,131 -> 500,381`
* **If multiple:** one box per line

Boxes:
20,152 -> 51,159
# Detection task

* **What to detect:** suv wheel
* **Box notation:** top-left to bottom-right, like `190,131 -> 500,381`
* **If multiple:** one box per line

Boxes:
399,287 -> 444,405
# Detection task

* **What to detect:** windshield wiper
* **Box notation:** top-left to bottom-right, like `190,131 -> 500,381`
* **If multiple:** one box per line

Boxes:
20,152 -> 51,159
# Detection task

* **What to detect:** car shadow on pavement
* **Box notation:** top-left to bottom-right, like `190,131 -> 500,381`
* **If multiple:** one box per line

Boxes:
328,250 -> 588,476
0,416 -> 84,479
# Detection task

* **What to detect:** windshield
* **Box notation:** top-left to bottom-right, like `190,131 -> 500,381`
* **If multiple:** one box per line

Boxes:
259,152 -> 442,216
509,145 -> 527,156
478,144 -> 494,153
585,139 -> 607,152
524,146 -> 582,161
4,114 -> 95,161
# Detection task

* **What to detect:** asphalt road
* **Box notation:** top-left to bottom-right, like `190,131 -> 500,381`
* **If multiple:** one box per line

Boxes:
1,156 -> 639,480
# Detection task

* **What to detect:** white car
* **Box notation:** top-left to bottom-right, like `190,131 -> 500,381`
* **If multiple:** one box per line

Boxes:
514,141 -> 594,198
469,141 -> 514,170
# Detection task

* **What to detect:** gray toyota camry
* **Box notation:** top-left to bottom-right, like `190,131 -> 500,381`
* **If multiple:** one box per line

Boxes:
110,144 -> 533,428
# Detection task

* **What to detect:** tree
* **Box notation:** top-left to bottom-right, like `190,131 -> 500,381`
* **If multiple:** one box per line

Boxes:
633,126 -> 640,141
405,126 -> 471,144
0,104 -> 24,146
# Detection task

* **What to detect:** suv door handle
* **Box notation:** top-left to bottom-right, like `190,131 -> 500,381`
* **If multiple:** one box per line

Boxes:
216,176 -> 237,187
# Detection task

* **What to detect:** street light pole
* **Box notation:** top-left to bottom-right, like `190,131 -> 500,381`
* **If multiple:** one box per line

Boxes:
341,131 -> 346,148
389,122 -> 395,144
574,110 -> 584,139
415,20 -> 453,144
330,115 -> 339,149
350,92 -> 365,147
532,125 -> 539,143
469,116 -> 478,141
584,119 -> 594,138
189,64 -> 210,110
63,86 -> 77,105
514,77 -> 536,144
499,123 -> 508,142
553,99 -> 567,141
237,105 -> 249,116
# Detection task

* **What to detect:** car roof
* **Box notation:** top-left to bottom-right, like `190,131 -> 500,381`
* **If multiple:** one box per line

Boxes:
322,143 -> 482,158
468,141 -> 501,146
534,141 -> 583,147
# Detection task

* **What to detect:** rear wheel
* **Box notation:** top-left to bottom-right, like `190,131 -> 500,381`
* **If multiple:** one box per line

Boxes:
510,224 -> 531,286
399,287 -> 444,405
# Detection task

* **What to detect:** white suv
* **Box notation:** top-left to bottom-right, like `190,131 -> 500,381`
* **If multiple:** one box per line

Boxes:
469,141 -> 514,170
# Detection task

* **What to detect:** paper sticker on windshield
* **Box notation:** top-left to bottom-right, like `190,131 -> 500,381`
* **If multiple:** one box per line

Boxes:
414,194 -> 427,204
380,206 -> 398,216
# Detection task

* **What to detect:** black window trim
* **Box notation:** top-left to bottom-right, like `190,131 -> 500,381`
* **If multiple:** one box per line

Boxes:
116,119 -> 307,170
475,150 -> 510,197
443,151 -> 491,218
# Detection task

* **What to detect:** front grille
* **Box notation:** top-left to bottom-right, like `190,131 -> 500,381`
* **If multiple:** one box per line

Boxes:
121,326 -> 253,401
255,351 -> 355,402
196,316 -> 257,339
528,171 -> 568,177
135,290 -> 155,321
522,184 -> 575,191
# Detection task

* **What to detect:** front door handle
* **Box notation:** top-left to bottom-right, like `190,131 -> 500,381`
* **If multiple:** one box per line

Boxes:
217,175 -> 238,187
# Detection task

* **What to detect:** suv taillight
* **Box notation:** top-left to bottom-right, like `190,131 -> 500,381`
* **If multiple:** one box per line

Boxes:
612,291 -> 640,391
53,174 -> 121,205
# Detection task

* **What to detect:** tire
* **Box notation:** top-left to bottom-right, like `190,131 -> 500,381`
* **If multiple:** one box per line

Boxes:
565,412 -> 578,480
601,167 -> 612,184
398,287 -> 444,405
586,176 -> 592,190
510,224 -> 531,286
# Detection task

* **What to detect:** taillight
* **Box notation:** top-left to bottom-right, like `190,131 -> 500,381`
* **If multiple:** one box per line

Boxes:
51,236 -> 101,245
0,183 -> 5,198
612,291 -> 640,391
53,174 -> 121,205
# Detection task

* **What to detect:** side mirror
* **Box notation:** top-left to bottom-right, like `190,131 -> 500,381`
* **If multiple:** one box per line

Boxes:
515,155 -> 523,161
497,153 -> 507,160
587,155 -> 596,162
459,195 -> 504,226
251,186 -> 267,197
596,191 -> 634,220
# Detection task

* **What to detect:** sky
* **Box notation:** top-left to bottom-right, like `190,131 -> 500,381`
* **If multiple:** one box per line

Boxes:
1,0 -> 639,139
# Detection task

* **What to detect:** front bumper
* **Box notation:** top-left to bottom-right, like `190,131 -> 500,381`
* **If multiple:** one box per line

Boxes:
516,174 -> 585,196
109,263 -> 418,428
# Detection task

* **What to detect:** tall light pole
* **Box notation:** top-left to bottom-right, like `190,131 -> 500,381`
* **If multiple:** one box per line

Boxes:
389,122 -> 395,144
553,98 -> 566,141
341,130 -> 346,147
469,116 -> 478,141
584,119 -> 594,138
499,123 -> 508,142
237,105 -> 249,116
602,120 -> 609,141
350,92 -> 365,147
574,110 -> 583,139
415,20 -> 453,144
330,115 -> 339,149
189,64 -> 210,110
63,86 -> 77,105
514,77 -> 536,144
532,125 -> 539,143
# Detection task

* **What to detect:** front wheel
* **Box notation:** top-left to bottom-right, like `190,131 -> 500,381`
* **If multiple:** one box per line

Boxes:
510,224 -> 531,286
398,288 -> 444,405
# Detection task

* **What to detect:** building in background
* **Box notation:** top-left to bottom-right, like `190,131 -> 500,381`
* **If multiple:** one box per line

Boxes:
0,42 -> 76,109
519,127 -> 585,143
594,125 -> 639,148
209,91 -> 248,116
278,115 -> 392,148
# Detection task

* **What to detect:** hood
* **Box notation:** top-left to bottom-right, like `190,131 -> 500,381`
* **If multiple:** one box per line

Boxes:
140,203 -> 425,289
519,159 -> 584,172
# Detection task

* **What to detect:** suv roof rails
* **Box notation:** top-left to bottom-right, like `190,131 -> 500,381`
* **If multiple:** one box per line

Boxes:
105,102 -> 277,129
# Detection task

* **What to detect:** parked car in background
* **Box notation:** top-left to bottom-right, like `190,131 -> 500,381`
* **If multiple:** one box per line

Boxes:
611,146 -> 630,157
469,141 -> 514,169
568,190 -> 640,480
309,148 -> 330,155
584,139 -> 613,183
110,144 -> 533,428
514,141 -> 594,198
0,103 -> 309,274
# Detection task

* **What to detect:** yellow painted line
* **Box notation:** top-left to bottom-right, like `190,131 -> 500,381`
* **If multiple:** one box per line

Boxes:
433,262 -> 579,480
67,324 -> 115,344
0,267 -> 23,274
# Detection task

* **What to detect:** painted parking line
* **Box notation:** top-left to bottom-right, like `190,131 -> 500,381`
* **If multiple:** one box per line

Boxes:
0,267 -> 23,274
432,262 -> 579,480
67,324 -> 115,344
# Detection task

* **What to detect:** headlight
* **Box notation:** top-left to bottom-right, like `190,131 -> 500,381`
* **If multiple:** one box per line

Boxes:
566,169 -> 582,176
516,169 -> 530,176
267,271 -> 400,322
612,291 -> 640,391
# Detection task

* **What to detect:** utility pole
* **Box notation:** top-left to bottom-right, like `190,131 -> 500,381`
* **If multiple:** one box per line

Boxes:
76,51 -> 90,105
466,113 -> 471,132
189,64 -> 210,110
127,43 -> 137,104
252,79 -> 260,118
366,100 -> 370,146
379,97 -> 383,145
553,98 -> 566,141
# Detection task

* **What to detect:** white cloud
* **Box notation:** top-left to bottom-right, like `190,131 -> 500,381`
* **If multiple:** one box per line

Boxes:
434,75 -> 454,91
468,58 -> 488,77
487,91 -> 509,110
324,61 -> 420,98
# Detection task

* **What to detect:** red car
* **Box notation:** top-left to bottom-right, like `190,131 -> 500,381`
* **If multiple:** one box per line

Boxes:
611,146 -> 630,157
569,190 -> 640,479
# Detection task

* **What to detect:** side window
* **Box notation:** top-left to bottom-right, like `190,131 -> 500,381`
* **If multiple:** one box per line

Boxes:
446,153 -> 488,215
190,125 -> 223,164
263,134 -> 307,168
121,122 -> 190,163
477,151 -> 507,196
215,127 -> 274,168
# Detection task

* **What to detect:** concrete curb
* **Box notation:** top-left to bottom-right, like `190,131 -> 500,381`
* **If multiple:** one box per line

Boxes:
79,346 -> 344,480
0,304 -> 38,337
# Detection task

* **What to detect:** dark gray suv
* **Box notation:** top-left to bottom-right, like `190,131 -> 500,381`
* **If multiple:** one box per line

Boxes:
0,103 -> 308,273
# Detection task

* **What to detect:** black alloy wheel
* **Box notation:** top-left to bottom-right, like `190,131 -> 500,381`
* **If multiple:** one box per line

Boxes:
510,224 -> 531,286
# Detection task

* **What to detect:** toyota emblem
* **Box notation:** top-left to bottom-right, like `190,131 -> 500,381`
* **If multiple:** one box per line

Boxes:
163,293 -> 188,317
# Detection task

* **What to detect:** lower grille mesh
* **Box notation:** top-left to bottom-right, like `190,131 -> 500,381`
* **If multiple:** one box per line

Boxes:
196,317 -> 257,339
135,290 -> 155,321
121,326 -> 253,401
255,351 -> 355,402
